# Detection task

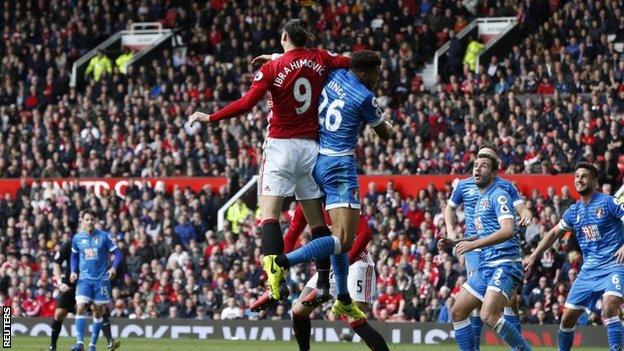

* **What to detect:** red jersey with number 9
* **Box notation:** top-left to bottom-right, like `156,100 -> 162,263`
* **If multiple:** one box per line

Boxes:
209,48 -> 350,139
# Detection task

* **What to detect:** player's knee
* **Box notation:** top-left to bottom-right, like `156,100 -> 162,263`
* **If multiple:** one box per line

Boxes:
560,311 -> 578,328
451,304 -> 468,322
292,301 -> 306,316
76,304 -> 87,314
602,302 -> 620,318
54,309 -> 67,321
479,308 -> 500,328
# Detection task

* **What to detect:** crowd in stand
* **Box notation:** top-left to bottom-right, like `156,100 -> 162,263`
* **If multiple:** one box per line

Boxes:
0,175 -> 609,325
0,0 -> 623,327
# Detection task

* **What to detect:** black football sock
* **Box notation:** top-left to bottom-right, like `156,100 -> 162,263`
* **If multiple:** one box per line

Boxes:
337,293 -> 352,305
50,319 -> 63,348
292,312 -> 312,351
350,319 -> 390,351
261,219 -> 284,255
102,312 -> 113,343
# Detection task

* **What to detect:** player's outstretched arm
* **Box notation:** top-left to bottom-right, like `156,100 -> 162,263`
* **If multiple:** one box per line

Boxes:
456,218 -> 514,255
187,67 -> 270,126
523,225 -> 564,274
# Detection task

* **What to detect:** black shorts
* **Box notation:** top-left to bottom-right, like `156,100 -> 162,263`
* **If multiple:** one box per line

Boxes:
56,290 -> 76,313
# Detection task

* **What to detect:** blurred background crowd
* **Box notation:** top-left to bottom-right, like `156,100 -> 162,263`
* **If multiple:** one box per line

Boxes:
0,0 -> 623,327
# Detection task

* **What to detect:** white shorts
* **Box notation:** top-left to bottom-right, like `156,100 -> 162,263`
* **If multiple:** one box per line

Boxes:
259,138 -> 323,200
305,260 -> 376,304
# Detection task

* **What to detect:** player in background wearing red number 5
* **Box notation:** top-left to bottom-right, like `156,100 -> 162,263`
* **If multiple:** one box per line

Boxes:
188,19 -> 350,302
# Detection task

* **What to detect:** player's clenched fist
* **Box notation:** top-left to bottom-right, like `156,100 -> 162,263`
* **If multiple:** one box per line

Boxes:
188,111 -> 211,125
69,272 -> 78,283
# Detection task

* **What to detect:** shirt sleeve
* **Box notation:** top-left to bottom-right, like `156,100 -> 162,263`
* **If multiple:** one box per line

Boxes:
360,94 -> 384,127
502,180 -> 523,207
493,190 -> 514,223
209,64 -> 271,122
558,206 -> 575,231
607,196 -> 624,223
448,181 -> 464,208
71,236 -> 79,254
321,50 -> 351,69
104,232 -> 118,252
55,242 -> 71,264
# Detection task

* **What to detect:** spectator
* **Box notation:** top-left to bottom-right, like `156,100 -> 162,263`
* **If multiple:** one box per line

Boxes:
463,36 -> 485,72
174,213 -> 197,248
226,199 -> 250,235
84,51 -> 113,82
220,297 -> 242,320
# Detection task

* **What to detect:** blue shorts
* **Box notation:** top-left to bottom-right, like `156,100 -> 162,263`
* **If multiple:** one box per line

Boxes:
565,266 -> 624,315
313,154 -> 360,210
464,249 -> 482,277
76,279 -> 111,305
464,261 -> 523,301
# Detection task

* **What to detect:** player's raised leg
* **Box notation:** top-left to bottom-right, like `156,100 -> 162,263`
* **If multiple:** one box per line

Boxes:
327,207 -> 365,319
299,198 -> 333,299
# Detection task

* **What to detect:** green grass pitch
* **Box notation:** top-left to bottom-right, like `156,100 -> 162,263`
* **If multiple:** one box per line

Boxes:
11,336 -> 605,350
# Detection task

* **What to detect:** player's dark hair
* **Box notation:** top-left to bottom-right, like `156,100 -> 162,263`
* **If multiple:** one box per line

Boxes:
574,161 -> 598,179
81,209 -> 96,219
351,50 -> 381,74
282,19 -> 312,47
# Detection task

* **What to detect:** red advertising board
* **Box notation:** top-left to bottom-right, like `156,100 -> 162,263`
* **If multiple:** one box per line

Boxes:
0,178 -> 228,199
0,174 -> 577,199
358,174 -> 577,198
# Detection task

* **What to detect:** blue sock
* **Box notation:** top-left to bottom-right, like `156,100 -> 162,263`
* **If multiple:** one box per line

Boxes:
470,314 -> 483,350
558,326 -> 574,351
286,236 -> 338,266
504,307 -> 522,334
90,317 -> 103,346
75,315 -> 87,344
330,253 -> 349,296
606,316 -> 622,351
495,318 -> 531,350
454,318 -> 475,351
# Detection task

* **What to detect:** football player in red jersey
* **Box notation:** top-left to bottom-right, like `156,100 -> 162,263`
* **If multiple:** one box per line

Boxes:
267,204 -> 389,351
188,19 -> 350,302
